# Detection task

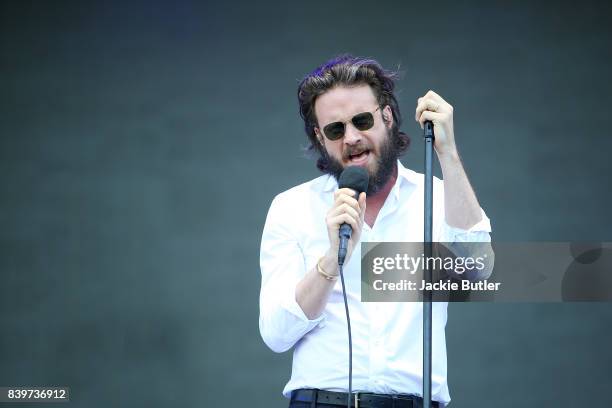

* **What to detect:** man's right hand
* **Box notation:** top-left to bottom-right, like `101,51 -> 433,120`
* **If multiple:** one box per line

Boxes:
322,188 -> 367,270
295,188 -> 367,319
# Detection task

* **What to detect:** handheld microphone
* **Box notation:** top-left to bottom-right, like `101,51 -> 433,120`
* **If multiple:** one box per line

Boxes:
336,166 -> 369,408
337,166 -> 369,265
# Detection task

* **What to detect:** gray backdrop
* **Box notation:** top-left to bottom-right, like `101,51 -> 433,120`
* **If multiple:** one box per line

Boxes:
1,0 -> 611,407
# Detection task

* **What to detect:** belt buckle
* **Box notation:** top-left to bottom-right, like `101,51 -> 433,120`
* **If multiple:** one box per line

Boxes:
354,392 -> 359,408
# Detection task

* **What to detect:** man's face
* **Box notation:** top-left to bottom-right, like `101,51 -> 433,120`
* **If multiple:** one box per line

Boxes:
314,84 -> 397,195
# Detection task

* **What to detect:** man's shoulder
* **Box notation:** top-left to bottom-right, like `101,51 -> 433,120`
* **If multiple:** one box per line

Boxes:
270,174 -> 333,209
397,161 -> 444,189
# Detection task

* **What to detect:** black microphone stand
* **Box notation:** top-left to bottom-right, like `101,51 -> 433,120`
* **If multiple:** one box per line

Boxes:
423,121 -> 435,408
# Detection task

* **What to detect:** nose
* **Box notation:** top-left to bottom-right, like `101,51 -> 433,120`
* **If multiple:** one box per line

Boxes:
343,122 -> 362,145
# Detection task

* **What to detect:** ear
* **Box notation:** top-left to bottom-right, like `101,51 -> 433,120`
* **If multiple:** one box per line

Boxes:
382,105 -> 394,128
314,127 -> 324,145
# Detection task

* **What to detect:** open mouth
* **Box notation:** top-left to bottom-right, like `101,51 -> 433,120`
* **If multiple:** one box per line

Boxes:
347,149 -> 370,164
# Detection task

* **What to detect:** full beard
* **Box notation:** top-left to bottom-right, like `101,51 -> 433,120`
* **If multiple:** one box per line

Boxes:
323,131 -> 399,196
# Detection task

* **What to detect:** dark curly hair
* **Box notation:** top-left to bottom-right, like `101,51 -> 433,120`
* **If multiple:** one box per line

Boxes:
297,54 -> 410,172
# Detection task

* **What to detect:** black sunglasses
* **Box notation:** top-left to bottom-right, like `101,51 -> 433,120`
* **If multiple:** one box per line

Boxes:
319,106 -> 381,141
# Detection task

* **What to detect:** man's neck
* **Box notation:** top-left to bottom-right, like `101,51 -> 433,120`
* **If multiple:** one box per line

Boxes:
364,164 -> 398,228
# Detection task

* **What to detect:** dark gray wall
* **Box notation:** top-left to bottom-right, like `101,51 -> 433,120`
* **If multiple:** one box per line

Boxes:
1,1 -> 611,407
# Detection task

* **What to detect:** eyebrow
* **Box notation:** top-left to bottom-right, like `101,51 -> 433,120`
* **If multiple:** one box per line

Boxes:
322,106 -> 379,126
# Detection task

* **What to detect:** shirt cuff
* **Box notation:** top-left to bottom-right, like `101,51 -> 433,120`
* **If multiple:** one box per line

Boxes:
441,208 -> 492,243
279,287 -> 327,334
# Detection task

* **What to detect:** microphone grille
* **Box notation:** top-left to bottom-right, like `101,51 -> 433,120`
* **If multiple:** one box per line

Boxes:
338,166 -> 369,194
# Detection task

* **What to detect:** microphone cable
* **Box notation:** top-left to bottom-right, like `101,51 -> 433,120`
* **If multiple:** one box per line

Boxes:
338,261 -> 352,408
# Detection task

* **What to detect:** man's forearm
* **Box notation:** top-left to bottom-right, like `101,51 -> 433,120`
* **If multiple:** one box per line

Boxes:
438,151 -> 483,230
295,253 -> 338,320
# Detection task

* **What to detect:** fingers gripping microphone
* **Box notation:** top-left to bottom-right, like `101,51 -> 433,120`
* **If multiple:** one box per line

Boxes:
337,166 -> 369,265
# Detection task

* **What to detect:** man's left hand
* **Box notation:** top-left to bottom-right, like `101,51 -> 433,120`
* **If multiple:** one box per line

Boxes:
415,90 -> 458,157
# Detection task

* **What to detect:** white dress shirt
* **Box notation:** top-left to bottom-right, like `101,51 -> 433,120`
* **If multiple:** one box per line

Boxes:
259,161 -> 492,405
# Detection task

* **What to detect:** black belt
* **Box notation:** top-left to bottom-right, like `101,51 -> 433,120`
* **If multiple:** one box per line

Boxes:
291,389 -> 440,408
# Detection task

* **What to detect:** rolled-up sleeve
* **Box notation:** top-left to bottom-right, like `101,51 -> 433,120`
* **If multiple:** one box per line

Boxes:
259,195 -> 326,353
439,208 -> 492,243
438,207 -> 494,281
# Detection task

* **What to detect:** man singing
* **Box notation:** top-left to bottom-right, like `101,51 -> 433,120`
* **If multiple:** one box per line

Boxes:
259,55 -> 492,407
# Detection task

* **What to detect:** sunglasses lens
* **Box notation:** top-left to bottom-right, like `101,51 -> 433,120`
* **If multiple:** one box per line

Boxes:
322,110 -> 377,140
352,112 -> 374,130
323,122 -> 345,140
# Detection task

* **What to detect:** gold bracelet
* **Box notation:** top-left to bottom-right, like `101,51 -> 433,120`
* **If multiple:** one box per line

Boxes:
317,257 -> 339,281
